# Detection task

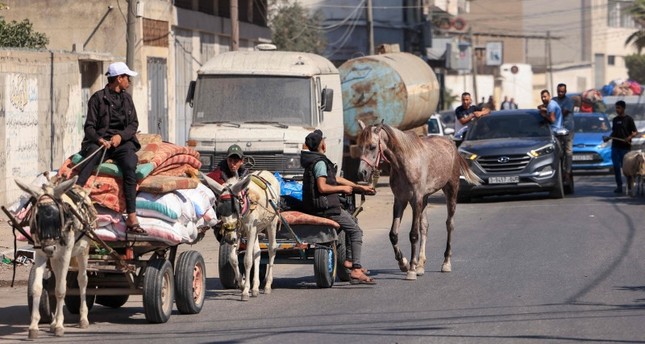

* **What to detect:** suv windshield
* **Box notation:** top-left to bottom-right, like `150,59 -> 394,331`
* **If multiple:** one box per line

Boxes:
467,114 -> 552,140
193,76 -> 313,126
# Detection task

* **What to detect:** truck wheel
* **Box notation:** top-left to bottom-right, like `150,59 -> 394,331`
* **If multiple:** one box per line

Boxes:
175,250 -> 206,314
64,271 -> 95,314
218,242 -> 239,289
27,265 -> 56,324
96,295 -> 129,308
313,244 -> 336,288
143,258 -> 174,323
335,232 -> 351,282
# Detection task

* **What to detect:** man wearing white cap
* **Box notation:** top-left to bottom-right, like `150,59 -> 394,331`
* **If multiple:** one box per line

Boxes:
75,62 -> 145,235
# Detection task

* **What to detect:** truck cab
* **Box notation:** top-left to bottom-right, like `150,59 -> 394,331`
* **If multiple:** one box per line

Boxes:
186,50 -> 344,178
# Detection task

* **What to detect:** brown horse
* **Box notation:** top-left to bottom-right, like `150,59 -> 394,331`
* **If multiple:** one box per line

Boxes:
357,121 -> 481,280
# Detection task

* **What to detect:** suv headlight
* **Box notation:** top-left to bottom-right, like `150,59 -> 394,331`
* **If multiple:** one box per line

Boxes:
459,149 -> 478,161
528,143 -> 555,157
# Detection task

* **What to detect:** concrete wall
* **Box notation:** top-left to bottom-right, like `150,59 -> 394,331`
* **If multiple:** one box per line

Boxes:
0,50 -> 94,205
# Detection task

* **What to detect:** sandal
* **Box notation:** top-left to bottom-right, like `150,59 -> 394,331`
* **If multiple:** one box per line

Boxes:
349,271 -> 376,285
343,261 -> 370,275
126,223 -> 148,236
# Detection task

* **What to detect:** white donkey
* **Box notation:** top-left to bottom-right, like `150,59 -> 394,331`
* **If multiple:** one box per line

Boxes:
202,170 -> 280,301
15,176 -> 94,339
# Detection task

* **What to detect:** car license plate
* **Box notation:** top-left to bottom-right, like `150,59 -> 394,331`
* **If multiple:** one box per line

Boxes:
573,154 -> 594,161
489,176 -> 519,184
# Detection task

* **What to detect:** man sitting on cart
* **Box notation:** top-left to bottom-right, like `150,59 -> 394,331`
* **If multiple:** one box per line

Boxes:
301,129 -> 376,285
207,144 -> 248,184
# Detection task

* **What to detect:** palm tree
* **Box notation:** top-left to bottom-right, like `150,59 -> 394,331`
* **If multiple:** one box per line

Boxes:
626,0 -> 645,53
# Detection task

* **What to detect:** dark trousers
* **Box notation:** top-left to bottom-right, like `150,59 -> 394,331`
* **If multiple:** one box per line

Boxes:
76,141 -> 138,214
611,146 -> 630,189
327,209 -> 363,268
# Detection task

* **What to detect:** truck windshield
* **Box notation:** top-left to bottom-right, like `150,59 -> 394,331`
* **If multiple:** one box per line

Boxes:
193,75 -> 313,126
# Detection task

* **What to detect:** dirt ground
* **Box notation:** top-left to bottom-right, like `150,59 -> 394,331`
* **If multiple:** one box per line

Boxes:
0,221 -> 31,288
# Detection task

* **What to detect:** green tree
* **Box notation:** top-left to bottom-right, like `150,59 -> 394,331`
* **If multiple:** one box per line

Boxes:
626,0 -> 645,53
269,0 -> 326,54
0,18 -> 48,49
625,54 -> 645,84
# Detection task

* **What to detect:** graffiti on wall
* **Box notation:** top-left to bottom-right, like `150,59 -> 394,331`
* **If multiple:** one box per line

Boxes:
5,73 -> 39,202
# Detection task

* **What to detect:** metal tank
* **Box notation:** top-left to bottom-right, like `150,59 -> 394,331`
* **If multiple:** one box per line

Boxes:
339,52 -> 440,138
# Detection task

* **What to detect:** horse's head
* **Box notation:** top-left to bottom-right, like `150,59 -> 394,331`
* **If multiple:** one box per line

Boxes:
15,176 -> 78,257
356,120 -> 388,183
201,173 -> 251,243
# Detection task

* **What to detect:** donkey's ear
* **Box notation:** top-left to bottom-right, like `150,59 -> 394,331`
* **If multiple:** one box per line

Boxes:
358,119 -> 367,130
53,176 -> 78,199
15,179 -> 42,198
231,175 -> 252,195
200,172 -> 225,196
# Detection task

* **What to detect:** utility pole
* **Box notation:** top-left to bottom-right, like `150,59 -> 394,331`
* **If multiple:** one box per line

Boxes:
231,0 -> 239,51
366,0 -> 374,55
547,31 -> 553,91
470,27 -> 478,103
126,0 -> 137,94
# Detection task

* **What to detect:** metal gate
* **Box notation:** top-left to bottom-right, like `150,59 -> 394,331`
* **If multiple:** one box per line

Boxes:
147,57 -> 168,141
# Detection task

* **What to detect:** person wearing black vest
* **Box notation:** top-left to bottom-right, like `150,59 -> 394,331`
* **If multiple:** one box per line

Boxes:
75,62 -> 144,235
301,129 -> 376,284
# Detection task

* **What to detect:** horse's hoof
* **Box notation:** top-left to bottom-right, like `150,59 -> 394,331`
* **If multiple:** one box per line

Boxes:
241,294 -> 250,301
54,327 -> 64,337
79,319 -> 89,329
28,329 -> 39,339
264,288 -> 272,295
441,262 -> 452,272
405,271 -> 417,280
251,290 -> 259,297
415,267 -> 425,276
398,258 -> 410,272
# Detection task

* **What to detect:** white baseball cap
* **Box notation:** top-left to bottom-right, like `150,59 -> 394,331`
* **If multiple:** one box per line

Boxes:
105,62 -> 138,77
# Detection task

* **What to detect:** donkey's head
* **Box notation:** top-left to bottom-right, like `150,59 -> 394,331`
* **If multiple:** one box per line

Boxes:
15,176 -> 78,257
356,120 -> 388,183
201,173 -> 251,243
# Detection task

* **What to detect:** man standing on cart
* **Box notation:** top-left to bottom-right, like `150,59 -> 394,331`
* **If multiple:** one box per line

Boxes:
301,129 -> 376,285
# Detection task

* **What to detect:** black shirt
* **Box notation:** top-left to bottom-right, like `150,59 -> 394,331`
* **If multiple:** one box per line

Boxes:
611,114 -> 637,150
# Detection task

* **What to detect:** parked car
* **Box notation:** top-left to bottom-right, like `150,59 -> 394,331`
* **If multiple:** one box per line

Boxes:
427,114 -> 455,136
454,109 -> 570,202
572,112 -> 612,172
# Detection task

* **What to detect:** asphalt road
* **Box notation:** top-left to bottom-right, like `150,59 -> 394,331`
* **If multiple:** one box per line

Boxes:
1,172 -> 644,343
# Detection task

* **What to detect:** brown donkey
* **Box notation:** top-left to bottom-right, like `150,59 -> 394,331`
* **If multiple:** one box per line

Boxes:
357,121 -> 481,280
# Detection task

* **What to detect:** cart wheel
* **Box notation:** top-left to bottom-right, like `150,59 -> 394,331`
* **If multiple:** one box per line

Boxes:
218,242 -> 239,289
175,250 -> 206,314
27,265 -> 56,324
335,231 -> 351,282
96,295 -> 129,308
313,244 -> 337,288
64,271 -> 95,314
143,258 -> 174,323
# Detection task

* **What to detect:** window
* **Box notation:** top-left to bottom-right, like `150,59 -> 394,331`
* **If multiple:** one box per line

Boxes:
608,55 -> 616,66
608,0 -> 636,28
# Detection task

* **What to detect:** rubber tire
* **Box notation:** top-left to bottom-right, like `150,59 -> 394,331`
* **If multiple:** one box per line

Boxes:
313,244 -> 336,288
175,251 -> 206,314
218,242 -> 239,289
457,192 -> 471,203
64,271 -> 95,314
95,295 -> 129,308
143,258 -> 174,323
549,163 -> 565,199
238,253 -> 266,286
27,265 -> 56,324
335,231 -> 351,282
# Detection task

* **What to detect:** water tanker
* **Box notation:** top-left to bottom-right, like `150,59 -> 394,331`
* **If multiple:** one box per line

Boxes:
340,52 -> 440,139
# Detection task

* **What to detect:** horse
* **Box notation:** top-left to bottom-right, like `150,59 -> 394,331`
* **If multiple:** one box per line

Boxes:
356,121 -> 481,280
15,175 -> 95,338
201,170 -> 280,301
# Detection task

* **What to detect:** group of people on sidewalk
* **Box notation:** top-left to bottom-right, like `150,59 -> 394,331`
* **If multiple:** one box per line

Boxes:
454,85 -> 639,193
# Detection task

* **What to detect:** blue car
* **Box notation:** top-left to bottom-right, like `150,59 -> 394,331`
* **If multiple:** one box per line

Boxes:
572,112 -> 612,172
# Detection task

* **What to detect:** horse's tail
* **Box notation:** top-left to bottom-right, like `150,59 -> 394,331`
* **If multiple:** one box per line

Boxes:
458,155 -> 482,185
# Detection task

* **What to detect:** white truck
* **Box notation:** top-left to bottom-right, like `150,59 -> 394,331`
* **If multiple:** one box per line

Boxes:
186,49 -> 343,178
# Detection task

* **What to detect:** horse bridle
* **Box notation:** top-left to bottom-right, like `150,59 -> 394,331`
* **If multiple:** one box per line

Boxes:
218,188 -> 249,233
30,193 -> 73,249
360,126 -> 389,169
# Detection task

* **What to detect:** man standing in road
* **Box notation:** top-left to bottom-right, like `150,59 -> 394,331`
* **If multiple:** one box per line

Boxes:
455,92 -> 490,133
605,100 -> 638,193
553,83 -> 575,181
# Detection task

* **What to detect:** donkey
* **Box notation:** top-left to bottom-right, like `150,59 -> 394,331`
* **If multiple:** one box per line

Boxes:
15,175 -> 94,338
357,121 -> 481,280
202,170 -> 280,301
